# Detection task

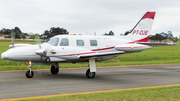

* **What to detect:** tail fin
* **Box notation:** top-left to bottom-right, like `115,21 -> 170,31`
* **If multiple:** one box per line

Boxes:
127,11 -> 156,43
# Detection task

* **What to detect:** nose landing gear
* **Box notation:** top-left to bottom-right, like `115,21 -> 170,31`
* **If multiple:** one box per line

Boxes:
26,64 -> 34,78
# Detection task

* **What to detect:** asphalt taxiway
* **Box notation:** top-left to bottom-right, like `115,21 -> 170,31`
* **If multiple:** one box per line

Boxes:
1,64 -> 180,100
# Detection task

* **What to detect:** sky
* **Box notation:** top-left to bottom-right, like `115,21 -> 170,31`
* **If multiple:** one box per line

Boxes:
0,0 -> 180,36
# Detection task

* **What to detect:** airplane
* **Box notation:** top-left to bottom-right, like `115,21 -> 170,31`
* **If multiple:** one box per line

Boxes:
1,11 -> 175,79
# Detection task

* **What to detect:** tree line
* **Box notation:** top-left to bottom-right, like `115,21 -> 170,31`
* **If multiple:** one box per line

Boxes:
0,27 -> 69,40
0,27 -> 179,42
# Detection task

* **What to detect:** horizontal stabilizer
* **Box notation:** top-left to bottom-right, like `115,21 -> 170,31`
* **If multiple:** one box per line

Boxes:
115,44 -> 152,52
137,43 -> 177,47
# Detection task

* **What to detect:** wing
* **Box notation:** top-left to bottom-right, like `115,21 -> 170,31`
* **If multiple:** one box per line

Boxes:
137,42 -> 176,47
79,51 -> 125,59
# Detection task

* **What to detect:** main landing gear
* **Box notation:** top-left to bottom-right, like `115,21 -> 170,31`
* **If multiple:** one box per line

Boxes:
50,63 -> 59,74
86,69 -> 95,78
86,59 -> 96,78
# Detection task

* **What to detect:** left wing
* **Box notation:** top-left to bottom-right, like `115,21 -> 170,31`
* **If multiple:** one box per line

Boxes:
79,51 -> 124,59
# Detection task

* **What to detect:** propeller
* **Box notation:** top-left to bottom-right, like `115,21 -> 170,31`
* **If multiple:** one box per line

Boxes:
11,30 -> 15,48
35,35 -> 42,49
35,35 -> 46,57
35,35 -> 44,75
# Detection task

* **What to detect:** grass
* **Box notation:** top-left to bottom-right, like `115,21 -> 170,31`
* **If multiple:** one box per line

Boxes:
17,86 -> 180,101
0,42 -> 180,71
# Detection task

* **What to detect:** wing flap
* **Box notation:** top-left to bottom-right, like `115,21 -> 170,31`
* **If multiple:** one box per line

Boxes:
79,51 -> 124,59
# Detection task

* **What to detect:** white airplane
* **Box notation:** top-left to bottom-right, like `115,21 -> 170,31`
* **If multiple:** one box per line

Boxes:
1,11 -> 175,78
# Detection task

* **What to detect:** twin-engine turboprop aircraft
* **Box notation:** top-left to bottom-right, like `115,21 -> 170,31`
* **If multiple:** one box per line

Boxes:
1,11 -> 175,78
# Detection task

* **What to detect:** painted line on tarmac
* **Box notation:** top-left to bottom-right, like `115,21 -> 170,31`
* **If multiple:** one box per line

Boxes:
1,63 -> 180,72
1,69 -> 180,82
1,83 -> 180,101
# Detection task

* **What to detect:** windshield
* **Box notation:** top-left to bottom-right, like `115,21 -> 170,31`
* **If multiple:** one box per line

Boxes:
46,37 -> 59,46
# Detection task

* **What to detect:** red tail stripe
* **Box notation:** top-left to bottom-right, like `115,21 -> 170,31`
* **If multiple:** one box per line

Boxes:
142,12 -> 156,20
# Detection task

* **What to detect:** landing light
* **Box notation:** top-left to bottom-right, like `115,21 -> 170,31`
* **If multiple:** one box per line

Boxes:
29,61 -> 31,65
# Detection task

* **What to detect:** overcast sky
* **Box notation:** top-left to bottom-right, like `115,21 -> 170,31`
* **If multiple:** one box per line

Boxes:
0,0 -> 180,36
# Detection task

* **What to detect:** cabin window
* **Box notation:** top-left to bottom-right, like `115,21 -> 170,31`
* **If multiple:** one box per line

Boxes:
76,40 -> 84,46
60,38 -> 69,46
46,37 -> 59,46
90,40 -> 97,46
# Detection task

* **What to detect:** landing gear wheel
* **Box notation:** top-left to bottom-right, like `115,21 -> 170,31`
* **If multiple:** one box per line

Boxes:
51,65 -> 59,74
86,69 -> 95,78
26,70 -> 34,78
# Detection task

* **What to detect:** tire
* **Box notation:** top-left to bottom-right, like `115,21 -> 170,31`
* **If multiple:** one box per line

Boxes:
86,69 -> 95,78
26,70 -> 34,78
51,65 -> 59,74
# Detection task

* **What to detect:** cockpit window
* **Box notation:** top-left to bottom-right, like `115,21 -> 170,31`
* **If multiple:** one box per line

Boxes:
60,38 -> 69,46
46,37 -> 59,46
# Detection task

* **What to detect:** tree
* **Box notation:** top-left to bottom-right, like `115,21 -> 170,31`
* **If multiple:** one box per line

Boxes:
103,31 -> 114,36
42,27 -> 69,38
124,30 -> 131,36
170,37 -> 179,43
30,34 -> 41,39
149,33 -> 163,41
160,32 -> 168,40
0,28 -> 11,35
109,31 -> 114,35
12,27 -> 22,39
14,27 -> 22,34
167,31 -> 173,39
20,34 -> 26,40
150,31 -> 174,42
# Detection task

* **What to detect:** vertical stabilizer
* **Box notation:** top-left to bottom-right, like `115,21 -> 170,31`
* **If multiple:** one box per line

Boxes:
127,12 -> 156,43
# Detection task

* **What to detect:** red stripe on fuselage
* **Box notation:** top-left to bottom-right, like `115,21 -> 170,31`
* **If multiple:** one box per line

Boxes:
128,36 -> 150,44
48,52 -> 96,57
91,46 -> 115,51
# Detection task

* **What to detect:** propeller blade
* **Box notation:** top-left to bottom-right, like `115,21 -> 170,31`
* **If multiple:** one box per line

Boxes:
11,30 -> 15,48
35,35 -> 41,49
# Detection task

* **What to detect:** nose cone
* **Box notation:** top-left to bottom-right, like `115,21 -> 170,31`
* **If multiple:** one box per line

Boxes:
1,52 -> 5,59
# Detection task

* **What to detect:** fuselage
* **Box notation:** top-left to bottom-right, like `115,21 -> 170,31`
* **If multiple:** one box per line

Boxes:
1,35 -> 152,63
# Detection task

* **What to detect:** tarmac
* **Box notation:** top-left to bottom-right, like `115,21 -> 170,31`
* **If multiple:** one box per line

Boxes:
1,64 -> 180,100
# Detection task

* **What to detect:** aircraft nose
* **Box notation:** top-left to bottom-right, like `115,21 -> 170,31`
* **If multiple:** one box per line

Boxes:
1,52 -> 5,59
1,52 -> 8,60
